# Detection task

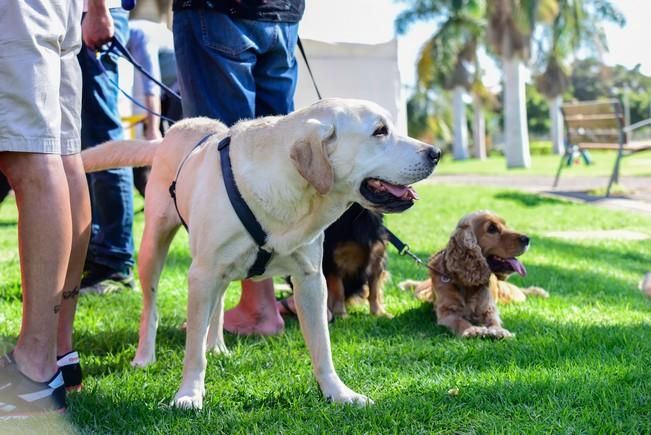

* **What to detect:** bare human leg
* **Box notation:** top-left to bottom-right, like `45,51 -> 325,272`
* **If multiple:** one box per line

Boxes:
0,152 -> 71,382
223,278 -> 284,336
56,154 -> 91,356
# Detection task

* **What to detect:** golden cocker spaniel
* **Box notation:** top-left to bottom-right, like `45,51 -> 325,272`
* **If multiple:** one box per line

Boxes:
400,211 -> 548,339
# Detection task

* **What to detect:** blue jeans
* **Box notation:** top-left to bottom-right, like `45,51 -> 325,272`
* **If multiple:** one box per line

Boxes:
78,9 -> 134,272
173,10 -> 299,122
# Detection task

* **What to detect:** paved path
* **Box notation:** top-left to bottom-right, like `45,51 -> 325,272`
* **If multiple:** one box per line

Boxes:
426,174 -> 651,216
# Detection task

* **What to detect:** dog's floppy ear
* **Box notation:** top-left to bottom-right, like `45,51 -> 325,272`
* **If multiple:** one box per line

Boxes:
290,119 -> 335,195
444,222 -> 491,287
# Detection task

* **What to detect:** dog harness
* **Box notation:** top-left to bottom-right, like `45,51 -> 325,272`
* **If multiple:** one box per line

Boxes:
169,134 -> 272,279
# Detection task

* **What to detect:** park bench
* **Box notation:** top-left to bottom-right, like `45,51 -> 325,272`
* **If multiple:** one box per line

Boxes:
552,99 -> 651,197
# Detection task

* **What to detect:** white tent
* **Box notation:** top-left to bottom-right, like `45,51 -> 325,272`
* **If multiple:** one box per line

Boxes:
119,37 -> 407,136
294,38 -> 407,134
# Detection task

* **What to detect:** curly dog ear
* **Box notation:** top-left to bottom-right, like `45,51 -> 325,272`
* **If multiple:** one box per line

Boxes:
444,222 -> 491,287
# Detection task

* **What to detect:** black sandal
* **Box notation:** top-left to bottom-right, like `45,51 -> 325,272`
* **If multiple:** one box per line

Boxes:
57,351 -> 83,392
0,352 -> 66,419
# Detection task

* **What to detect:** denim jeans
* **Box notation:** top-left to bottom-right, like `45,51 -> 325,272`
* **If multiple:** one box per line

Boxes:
78,9 -> 134,272
173,9 -> 299,122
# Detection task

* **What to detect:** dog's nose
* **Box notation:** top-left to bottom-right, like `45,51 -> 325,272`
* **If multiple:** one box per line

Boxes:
427,147 -> 441,164
520,235 -> 530,246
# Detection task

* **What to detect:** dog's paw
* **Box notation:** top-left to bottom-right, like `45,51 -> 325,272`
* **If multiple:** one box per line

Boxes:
372,310 -> 394,319
321,380 -> 374,406
397,280 -> 417,292
206,340 -> 231,355
486,327 -> 515,340
327,390 -> 374,406
331,302 -> 348,318
172,391 -> 204,410
461,326 -> 489,338
526,287 -> 549,298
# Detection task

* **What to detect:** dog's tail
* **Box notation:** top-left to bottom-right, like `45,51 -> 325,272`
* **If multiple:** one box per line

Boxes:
82,138 -> 162,173
398,278 -> 433,302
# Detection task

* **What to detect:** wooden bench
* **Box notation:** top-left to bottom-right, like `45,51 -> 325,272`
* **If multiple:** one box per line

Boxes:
552,99 -> 651,196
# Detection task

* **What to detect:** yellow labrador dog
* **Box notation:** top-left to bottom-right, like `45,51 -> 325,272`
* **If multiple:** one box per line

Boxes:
82,98 -> 440,409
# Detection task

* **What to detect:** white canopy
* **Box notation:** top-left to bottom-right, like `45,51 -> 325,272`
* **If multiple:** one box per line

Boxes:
294,38 -> 407,134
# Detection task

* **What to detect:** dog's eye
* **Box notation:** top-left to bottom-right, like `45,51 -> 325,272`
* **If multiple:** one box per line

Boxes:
372,125 -> 388,137
487,223 -> 499,234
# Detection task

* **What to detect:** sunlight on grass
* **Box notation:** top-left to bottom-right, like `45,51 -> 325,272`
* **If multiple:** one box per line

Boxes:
0,185 -> 650,433
435,151 -> 651,177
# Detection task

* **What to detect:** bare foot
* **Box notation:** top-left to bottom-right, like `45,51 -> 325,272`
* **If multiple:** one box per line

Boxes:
222,279 -> 284,336
223,305 -> 284,336
277,296 -> 334,322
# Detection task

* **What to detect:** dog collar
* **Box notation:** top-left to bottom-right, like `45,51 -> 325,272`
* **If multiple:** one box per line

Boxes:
218,136 -> 273,278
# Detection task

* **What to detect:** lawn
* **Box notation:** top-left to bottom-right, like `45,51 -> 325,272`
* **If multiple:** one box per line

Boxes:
1,184 -> 650,434
435,150 -> 651,177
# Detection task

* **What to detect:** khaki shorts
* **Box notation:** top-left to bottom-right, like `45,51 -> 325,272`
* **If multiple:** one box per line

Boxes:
0,0 -> 83,155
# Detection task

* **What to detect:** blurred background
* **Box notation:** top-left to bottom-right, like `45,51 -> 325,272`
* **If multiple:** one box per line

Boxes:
127,0 -> 651,170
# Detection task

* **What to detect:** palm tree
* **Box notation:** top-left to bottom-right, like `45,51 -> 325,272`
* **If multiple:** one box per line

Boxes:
397,0 -> 486,160
534,0 -> 625,154
470,77 -> 498,159
485,0 -> 559,168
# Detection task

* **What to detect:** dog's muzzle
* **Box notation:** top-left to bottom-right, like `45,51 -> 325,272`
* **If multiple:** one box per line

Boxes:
359,146 -> 441,213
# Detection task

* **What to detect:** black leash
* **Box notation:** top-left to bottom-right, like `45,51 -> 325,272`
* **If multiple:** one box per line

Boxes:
297,37 -> 322,100
384,227 -> 434,272
93,37 -> 181,124
107,37 -> 181,102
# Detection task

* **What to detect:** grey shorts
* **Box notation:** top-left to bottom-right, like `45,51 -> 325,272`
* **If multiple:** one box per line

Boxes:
0,0 -> 83,155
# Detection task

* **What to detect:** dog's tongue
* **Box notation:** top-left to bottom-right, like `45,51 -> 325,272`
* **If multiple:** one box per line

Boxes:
507,258 -> 527,276
381,181 -> 418,200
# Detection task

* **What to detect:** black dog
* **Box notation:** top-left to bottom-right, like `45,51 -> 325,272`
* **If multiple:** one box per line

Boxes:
280,203 -> 390,318
320,203 -> 390,318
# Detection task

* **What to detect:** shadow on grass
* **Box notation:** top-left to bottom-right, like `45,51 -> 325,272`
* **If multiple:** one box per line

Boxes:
493,191 -> 570,207
63,315 -> 651,434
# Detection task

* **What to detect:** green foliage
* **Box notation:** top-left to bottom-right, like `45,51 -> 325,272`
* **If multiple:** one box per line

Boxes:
407,89 -> 453,144
570,58 -> 651,124
525,84 -> 550,134
533,0 -> 625,98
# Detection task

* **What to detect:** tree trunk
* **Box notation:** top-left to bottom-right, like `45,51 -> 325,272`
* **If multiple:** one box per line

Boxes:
472,93 -> 486,160
452,86 -> 469,160
549,94 -> 564,155
503,57 -> 531,168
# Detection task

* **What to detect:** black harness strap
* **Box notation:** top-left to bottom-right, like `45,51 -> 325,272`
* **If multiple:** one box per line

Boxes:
217,136 -> 273,278
169,132 -> 217,230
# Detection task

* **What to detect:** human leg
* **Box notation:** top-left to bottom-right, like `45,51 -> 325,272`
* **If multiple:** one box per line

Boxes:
79,9 -> 134,293
222,279 -> 284,336
0,154 -> 71,383
56,154 -> 91,356
252,22 -> 299,118
222,21 -> 303,335
173,11 -> 282,335
0,0 -> 83,415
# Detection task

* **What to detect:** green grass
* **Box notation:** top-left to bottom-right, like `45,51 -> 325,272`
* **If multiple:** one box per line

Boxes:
436,150 -> 651,177
2,185 -> 651,434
